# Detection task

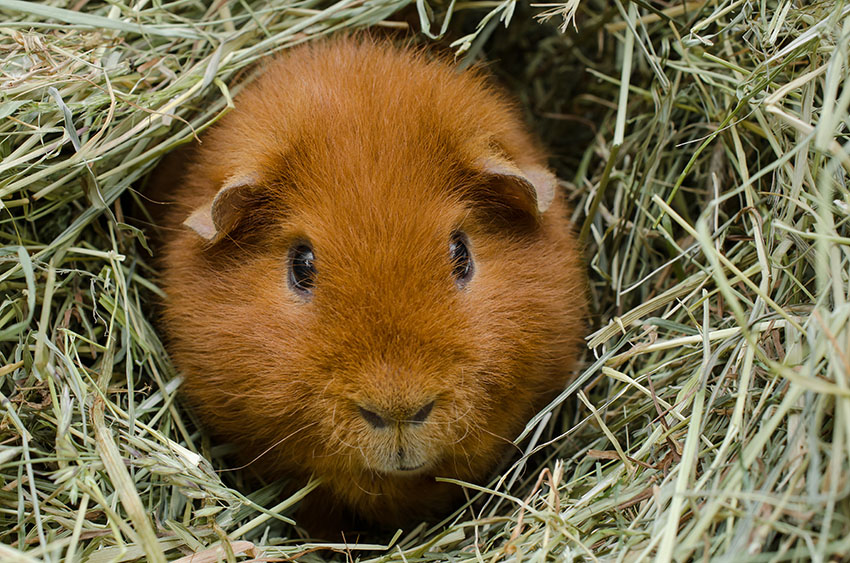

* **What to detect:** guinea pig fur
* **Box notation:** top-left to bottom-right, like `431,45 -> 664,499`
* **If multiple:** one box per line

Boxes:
156,37 -> 587,532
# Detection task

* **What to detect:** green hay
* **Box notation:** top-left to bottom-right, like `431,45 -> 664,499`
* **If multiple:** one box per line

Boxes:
1,0 -> 849,561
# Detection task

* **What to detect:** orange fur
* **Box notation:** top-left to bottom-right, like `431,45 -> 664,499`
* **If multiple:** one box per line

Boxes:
156,38 -> 587,532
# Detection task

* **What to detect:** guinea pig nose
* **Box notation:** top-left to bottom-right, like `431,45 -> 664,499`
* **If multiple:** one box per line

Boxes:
409,401 -> 435,424
358,407 -> 388,429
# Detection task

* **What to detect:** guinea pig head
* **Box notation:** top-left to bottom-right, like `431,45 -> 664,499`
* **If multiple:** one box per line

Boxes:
181,147 -> 558,469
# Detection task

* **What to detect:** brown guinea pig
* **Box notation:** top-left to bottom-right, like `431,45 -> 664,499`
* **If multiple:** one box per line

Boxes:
156,37 -> 587,532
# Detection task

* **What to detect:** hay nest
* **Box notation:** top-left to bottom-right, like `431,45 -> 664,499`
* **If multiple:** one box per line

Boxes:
1,0 -> 849,561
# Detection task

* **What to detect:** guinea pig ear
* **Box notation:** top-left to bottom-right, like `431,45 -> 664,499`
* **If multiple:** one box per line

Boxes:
183,173 -> 260,243
476,156 -> 558,218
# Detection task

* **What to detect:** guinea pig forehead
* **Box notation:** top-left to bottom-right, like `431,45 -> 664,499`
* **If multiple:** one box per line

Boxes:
281,199 -> 462,281
254,127 -> 512,227
268,137 -> 466,201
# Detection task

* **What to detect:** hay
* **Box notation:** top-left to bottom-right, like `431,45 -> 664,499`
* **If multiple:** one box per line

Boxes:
1,0 -> 849,561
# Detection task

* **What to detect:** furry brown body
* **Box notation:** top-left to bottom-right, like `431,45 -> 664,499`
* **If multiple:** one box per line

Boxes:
157,39 -> 587,531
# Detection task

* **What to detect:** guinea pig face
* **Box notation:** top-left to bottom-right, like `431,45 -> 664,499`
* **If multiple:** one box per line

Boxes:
193,146 -> 543,480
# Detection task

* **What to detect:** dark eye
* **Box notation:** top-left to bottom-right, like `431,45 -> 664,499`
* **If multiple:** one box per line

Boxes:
288,243 -> 316,296
449,232 -> 473,288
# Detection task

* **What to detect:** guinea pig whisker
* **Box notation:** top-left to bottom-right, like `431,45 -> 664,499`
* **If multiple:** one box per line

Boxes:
326,428 -> 371,463
351,475 -> 382,497
318,377 -> 336,400
324,435 -> 356,457
448,422 -> 472,446
445,403 -> 475,426
477,426 -> 523,455
216,421 -> 319,473
326,403 -> 364,457
449,439 -> 476,477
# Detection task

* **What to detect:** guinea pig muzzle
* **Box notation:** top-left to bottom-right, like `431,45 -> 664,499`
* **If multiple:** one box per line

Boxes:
352,401 -> 441,474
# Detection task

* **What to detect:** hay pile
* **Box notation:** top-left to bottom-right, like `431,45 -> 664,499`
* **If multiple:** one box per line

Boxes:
1,0 -> 849,561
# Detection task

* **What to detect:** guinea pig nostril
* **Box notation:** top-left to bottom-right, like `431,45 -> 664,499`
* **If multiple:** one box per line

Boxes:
358,407 -> 387,429
410,401 -> 435,424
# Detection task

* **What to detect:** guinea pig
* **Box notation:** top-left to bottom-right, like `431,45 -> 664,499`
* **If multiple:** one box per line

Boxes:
156,37 -> 587,532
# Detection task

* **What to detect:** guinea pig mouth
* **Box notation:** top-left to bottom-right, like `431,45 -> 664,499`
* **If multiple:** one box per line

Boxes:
381,462 -> 428,477
366,453 -> 433,475
396,463 -> 425,472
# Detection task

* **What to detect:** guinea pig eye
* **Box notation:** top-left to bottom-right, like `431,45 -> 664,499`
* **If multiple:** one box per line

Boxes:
288,244 -> 316,296
449,232 -> 473,288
